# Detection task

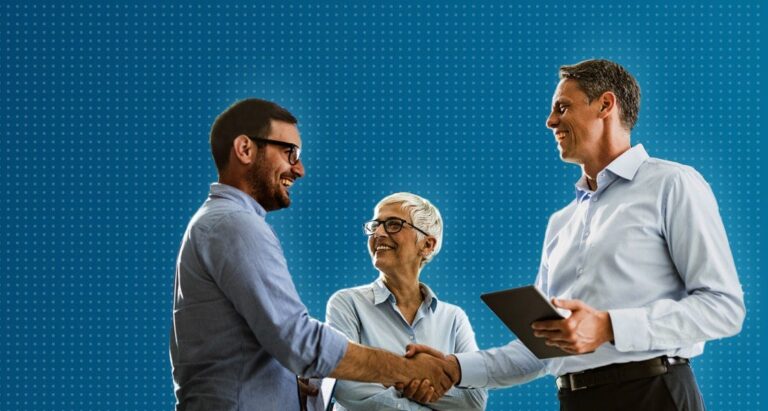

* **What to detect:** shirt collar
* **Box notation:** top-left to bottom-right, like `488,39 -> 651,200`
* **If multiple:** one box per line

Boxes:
208,183 -> 267,217
372,278 -> 439,312
604,144 -> 649,181
574,144 -> 649,198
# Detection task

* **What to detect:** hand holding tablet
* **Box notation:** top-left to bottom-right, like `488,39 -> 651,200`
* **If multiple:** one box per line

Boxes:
481,286 -> 574,359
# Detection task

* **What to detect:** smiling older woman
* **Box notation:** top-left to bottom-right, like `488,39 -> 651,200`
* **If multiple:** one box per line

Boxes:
326,192 -> 487,411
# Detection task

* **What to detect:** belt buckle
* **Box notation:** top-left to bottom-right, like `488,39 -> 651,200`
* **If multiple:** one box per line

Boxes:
568,371 -> 588,391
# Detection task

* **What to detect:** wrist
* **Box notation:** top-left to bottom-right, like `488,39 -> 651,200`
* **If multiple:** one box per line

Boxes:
391,355 -> 410,384
600,310 -> 615,344
447,354 -> 461,384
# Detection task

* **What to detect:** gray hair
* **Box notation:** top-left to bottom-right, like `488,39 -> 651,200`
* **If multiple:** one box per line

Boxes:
375,192 -> 443,267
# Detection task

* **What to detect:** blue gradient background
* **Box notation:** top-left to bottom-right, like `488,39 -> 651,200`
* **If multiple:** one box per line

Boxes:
1,2 -> 762,410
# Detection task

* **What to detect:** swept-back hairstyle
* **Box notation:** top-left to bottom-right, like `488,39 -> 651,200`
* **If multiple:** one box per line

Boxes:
559,59 -> 641,130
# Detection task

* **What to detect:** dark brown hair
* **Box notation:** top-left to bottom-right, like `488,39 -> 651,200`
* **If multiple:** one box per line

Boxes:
209,98 -> 297,172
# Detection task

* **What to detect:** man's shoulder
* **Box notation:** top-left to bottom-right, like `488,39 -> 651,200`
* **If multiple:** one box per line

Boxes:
546,199 -> 579,229
639,156 -> 704,183
189,199 -> 268,236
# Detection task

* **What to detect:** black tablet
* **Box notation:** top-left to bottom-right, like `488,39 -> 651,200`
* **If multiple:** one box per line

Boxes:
480,285 -> 571,359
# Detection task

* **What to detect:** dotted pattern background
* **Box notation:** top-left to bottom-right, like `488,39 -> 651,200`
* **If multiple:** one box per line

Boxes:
1,2 -> 762,410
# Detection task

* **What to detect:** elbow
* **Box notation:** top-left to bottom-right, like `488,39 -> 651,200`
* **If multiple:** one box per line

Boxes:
728,299 -> 746,336
718,295 -> 746,338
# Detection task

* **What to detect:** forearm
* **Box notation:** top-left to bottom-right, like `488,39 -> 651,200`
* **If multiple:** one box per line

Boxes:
330,342 -> 410,385
609,291 -> 745,352
430,386 -> 487,411
455,340 -> 546,388
334,381 -> 431,411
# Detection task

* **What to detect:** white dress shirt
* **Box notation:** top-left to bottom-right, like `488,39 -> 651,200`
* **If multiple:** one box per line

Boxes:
456,144 -> 745,387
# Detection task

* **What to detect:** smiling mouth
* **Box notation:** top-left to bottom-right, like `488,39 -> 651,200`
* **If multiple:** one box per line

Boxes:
374,244 -> 395,253
555,131 -> 568,141
280,178 -> 294,188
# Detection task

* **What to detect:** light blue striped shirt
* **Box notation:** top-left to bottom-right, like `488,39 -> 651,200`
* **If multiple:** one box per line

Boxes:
328,279 -> 487,410
456,144 -> 745,386
170,183 -> 348,410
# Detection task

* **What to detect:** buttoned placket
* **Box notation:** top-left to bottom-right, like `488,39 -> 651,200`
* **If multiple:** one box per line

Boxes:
388,296 -> 431,344
574,193 -> 592,280
575,171 -> 621,282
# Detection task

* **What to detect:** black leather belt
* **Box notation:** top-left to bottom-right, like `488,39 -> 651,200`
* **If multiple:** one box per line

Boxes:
556,356 -> 689,392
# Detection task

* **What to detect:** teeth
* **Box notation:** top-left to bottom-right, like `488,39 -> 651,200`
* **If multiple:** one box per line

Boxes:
280,178 -> 293,187
376,245 -> 393,251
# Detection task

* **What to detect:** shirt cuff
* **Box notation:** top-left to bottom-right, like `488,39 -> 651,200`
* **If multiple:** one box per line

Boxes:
317,325 -> 349,377
454,351 -> 488,388
608,307 -> 651,352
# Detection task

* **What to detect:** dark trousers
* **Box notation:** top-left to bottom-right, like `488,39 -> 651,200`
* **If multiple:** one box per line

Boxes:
558,363 -> 705,411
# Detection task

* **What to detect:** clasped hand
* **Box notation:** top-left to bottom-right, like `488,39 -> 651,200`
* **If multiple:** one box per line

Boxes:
395,344 -> 460,404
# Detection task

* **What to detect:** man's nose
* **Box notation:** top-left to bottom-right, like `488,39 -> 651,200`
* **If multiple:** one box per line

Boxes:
292,159 -> 305,178
546,110 -> 559,129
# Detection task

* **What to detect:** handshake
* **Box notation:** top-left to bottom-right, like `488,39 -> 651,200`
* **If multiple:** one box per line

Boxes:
395,344 -> 461,404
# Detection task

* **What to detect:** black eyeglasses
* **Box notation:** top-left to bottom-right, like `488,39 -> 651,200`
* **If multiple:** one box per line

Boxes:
247,136 -> 302,165
363,217 -> 430,237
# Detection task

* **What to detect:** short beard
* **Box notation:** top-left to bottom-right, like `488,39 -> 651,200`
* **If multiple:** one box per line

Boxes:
246,149 -> 290,211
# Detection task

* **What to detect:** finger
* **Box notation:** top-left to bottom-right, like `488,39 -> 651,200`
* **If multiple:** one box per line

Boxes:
407,344 -> 446,358
556,344 -> 579,354
414,380 -> 434,403
546,340 -> 579,354
404,344 -> 417,357
544,334 -> 575,345
393,382 -> 404,391
552,298 -> 585,310
532,329 -> 565,339
402,379 -> 421,398
419,385 -> 436,403
531,319 -> 564,331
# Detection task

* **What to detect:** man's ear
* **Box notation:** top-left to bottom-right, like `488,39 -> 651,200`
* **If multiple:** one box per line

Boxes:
597,91 -> 617,119
231,135 -> 256,166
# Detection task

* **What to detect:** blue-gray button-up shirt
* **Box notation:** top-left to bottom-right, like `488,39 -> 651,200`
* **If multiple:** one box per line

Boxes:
327,279 -> 487,410
170,183 -> 348,410
456,144 -> 745,386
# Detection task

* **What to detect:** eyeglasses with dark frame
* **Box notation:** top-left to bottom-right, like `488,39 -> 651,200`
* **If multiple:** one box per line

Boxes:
363,217 -> 430,237
247,136 -> 302,165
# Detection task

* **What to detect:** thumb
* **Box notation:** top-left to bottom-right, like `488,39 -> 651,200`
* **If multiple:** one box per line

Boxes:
405,344 -> 426,358
404,343 -> 418,357
405,343 -> 446,359
552,298 -> 585,311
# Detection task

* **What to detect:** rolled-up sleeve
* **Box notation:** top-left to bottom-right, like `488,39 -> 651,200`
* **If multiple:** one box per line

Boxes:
200,211 -> 348,377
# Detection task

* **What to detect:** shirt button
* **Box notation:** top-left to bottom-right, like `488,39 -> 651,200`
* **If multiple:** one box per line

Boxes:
577,267 -> 584,274
409,335 -> 414,340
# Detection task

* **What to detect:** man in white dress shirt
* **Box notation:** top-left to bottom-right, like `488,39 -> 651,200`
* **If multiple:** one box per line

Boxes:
404,59 -> 745,411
